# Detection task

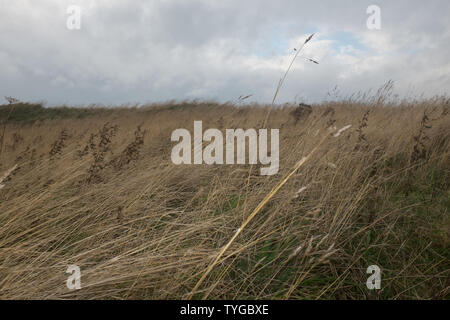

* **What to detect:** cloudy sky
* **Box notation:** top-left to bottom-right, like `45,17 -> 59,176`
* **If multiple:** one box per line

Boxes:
1,0 -> 449,106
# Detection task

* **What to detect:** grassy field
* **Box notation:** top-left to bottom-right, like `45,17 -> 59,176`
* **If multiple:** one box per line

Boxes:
0,99 -> 448,299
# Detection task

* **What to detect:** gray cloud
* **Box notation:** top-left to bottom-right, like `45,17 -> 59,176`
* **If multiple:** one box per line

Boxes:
0,0 -> 449,105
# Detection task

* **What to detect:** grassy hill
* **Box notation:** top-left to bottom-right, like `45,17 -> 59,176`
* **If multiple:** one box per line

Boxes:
0,100 -> 448,299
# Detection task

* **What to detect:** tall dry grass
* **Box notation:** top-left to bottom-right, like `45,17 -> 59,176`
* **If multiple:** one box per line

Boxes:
0,98 -> 448,299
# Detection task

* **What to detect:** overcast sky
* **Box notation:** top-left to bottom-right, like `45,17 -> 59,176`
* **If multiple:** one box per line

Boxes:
1,0 -> 449,106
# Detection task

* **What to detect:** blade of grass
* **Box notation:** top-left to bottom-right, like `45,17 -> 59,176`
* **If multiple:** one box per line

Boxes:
188,131 -> 329,299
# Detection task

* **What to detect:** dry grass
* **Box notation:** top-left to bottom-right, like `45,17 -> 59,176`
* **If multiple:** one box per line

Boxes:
0,99 -> 449,300
0,163 -> 18,190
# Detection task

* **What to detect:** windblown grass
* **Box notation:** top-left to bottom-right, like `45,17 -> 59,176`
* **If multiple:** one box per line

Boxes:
0,98 -> 448,299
